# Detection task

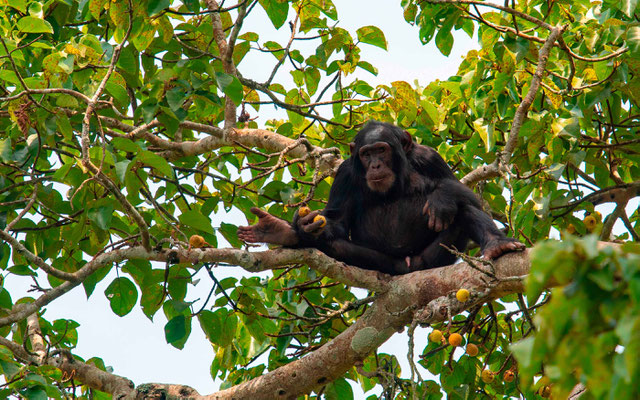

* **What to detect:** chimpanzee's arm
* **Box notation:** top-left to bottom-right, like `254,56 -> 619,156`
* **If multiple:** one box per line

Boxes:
410,184 -> 524,270
409,144 -> 478,231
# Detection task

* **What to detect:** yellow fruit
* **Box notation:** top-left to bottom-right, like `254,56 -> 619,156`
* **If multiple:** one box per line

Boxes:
189,235 -> 206,249
313,215 -> 327,227
429,329 -> 443,343
481,369 -> 495,383
584,215 -> 597,232
566,224 -> 576,234
465,343 -> 478,356
448,333 -> 463,347
594,211 -> 602,222
456,288 -> 470,302
503,370 -> 515,382
298,206 -> 311,217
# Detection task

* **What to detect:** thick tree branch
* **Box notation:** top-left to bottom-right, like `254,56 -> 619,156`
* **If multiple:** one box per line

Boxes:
59,108 -> 344,174
2,239 -> 624,399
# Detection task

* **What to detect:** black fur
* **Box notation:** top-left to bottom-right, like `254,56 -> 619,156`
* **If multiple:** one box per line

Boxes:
295,121 -> 522,275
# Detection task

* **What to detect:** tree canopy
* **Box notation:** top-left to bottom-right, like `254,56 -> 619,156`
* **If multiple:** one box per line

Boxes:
0,0 -> 639,398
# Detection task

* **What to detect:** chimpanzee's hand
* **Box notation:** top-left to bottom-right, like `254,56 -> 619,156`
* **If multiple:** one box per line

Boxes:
422,198 -> 457,232
294,206 -> 326,238
237,208 -> 299,246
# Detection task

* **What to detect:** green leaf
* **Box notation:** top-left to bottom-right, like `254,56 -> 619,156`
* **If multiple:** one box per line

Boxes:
147,0 -> 170,15
111,137 -> 140,153
166,88 -> 186,111
198,310 -> 220,343
219,222 -> 243,248
435,28 -> 454,56
0,140 -> 12,162
17,16 -> 54,34
0,70 -> 21,85
357,61 -> 378,76
473,118 -> 493,151
137,150 -> 173,177
628,26 -> 640,54
303,67 -> 320,96
0,288 -> 12,309
258,0 -> 288,29
88,205 -> 114,230
115,160 -> 131,183
140,284 -> 164,320
7,0 -> 27,12
551,117 -> 579,138
138,99 -> 158,124
356,26 -> 387,50
20,387 -> 47,400
325,378 -> 354,400
165,315 -> 187,347
207,309 -> 237,347
621,0 -> 639,18
104,277 -> 138,317
215,72 -> 243,105
179,210 -> 214,234
89,0 -> 108,20
105,82 -> 129,107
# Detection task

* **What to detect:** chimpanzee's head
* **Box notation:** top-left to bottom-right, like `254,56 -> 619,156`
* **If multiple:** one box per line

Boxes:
350,121 -> 414,193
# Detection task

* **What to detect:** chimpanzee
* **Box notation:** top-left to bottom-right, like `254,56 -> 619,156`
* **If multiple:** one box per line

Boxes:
237,121 -> 524,275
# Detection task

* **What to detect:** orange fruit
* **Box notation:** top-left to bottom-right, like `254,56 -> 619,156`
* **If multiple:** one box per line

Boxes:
313,215 -> 327,227
466,343 -> 479,356
448,333 -> 463,347
503,370 -> 515,382
189,235 -> 206,249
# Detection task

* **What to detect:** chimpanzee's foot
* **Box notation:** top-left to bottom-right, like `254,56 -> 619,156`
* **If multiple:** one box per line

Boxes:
482,238 -> 525,259
237,208 -> 299,246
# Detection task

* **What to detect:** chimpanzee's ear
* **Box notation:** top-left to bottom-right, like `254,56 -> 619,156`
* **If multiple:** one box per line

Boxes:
349,142 -> 356,155
402,131 -> 414,153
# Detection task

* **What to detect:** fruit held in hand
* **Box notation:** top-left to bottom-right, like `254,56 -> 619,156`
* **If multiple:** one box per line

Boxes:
299,206 -> 311,217
429,329 -> 443,343
313,215 -> 327,227
189,235 -> 206,249
481,369 -> 495,383
456,288 -> 470,302
448,333 -> 463,347
466,343 -> 479,356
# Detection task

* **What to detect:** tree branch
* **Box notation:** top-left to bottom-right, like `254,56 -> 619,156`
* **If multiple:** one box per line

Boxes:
461,25 -> 563,186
